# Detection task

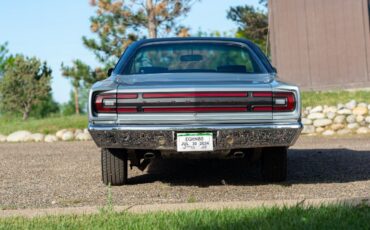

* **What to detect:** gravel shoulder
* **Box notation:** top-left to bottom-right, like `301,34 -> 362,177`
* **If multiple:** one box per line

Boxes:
1,136 -> 370,211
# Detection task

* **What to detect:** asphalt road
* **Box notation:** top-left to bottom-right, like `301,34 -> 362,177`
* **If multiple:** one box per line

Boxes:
1,136 -> 370,210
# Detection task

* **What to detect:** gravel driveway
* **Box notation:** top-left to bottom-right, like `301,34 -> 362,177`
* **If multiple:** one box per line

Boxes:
1,136 -> 370,210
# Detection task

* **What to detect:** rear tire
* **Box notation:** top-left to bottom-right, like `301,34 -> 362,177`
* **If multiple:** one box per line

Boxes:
261,147 -> 287,182
101,148 -> 128,185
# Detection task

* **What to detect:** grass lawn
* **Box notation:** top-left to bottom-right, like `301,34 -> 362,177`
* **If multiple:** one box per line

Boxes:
301,90 -> 370,108
1,205 -> 369,230
0,115 -> 88,135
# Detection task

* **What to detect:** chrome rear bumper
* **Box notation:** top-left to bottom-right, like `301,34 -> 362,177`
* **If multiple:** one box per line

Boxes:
88,123 -> 303,150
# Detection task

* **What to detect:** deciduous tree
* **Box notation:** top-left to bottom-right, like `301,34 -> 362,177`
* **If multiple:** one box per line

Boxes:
61,60 -> 93,115
0,55 -> 52,120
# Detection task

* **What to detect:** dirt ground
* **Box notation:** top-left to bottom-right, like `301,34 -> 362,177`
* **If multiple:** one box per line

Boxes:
0,136 -> 370,210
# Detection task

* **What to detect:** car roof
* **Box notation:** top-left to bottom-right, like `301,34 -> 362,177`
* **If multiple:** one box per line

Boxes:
130,37 -> 255,47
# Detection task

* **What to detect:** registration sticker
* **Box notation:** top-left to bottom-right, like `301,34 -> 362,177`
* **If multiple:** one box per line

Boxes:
176,133 -> 213,152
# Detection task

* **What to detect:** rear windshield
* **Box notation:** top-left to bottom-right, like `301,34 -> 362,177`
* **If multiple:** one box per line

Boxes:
127,43 -> 266,74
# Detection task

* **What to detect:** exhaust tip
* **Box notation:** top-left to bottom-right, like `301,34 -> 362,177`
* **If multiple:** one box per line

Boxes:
143,152 -> 156,160
233,151 -> 245,158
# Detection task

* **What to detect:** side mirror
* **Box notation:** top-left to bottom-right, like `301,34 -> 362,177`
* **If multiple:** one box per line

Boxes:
272,66 -> 277,73
107,68 -> 114,77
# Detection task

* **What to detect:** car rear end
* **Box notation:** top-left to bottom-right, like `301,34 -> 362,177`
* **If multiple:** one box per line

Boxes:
87,38 -> 303,185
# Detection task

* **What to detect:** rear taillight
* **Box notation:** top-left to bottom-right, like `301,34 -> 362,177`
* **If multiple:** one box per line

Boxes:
94,93 -> 116,113
252,92 -> 296,112
94,93 -> 138,113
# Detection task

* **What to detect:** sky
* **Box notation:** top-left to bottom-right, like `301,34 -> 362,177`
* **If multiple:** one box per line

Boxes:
0,0 -> 261,103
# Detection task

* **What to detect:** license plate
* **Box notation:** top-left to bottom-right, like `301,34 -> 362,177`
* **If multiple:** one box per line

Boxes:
176,133 -> 213,152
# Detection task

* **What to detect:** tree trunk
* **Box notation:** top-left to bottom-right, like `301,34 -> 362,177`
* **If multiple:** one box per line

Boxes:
22,110 -> 29,121
146,0 -> 157,38
74,86 -> 80,115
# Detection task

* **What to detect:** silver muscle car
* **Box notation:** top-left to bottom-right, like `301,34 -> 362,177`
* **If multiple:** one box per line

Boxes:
88,38 -> 303,185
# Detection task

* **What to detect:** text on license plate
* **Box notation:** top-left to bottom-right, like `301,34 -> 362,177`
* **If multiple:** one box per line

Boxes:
176,133 -> 213,152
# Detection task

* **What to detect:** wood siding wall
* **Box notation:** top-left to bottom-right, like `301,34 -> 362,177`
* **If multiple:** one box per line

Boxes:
269,0 -> 370,90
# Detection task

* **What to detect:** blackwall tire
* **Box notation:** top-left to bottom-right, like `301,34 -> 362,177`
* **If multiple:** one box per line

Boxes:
101,148 -> 128,186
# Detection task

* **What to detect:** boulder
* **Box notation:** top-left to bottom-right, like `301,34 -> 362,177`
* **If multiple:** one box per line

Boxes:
345,100 -> 357,109
6,131 -> 32,142
352,107 -> 368,116
44,135 -> 58,143
75,132 -> 92,141
337,109 -> 352,115
326,111 -> 336,119
322,130 -> 335,136
56,129 -> 67,139
356,127 -> 369,135
313,119 -> 332,127
337,129 -> 352,135
310,105 -> 323,113
0,134 -> 7,142
31,133 -> 44,142
347,123 -> 359,129
74,129 -> 83,136
330,123 -> 345,131
366,116 -> 370,124
62,131 -> 74,141
356,115 -> 364,123
307,112 -> 325,120
346,115 -> 356,123
302,125 -> 315,134
323,106 -> 337,114
302,118 -> 313,125
315,127 -> 325,133
334,115 -> 346,124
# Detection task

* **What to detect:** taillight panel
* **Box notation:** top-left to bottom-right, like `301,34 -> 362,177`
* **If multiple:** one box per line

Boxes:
93,91 -> 296,114
252,91 -> 296,112
94,93 -> 138,113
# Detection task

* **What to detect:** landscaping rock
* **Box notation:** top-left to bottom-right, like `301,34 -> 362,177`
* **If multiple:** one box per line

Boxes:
56,129 -> 67,139
337,129 -> 352,135
6,131 -> 32,142
323,106 -> 337,114
315,127 -> 325,133
346,115 -> 356,123
347,123 -> 359,129
302,125 -> 315,134
326,111 -> 336,119
307,112 -> 325,120
302,118 -> 313,125
62,131 -> 74,141
75,132 -> 92,141
365,116 -> 370,124
345,100 -> 357,109
352,107 -> 368,116
322,130 -> 335,136
32,133 -> 45,142
44,135 -> 58,143
356,127 -> 369,135
310,105 -> 323,113
337,109 -> 352,115
334,115 -> 346,124
74,129 -> 83,136
330,123 -> 345,131
313,119 -> 332,127
356,115 -> 365,123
